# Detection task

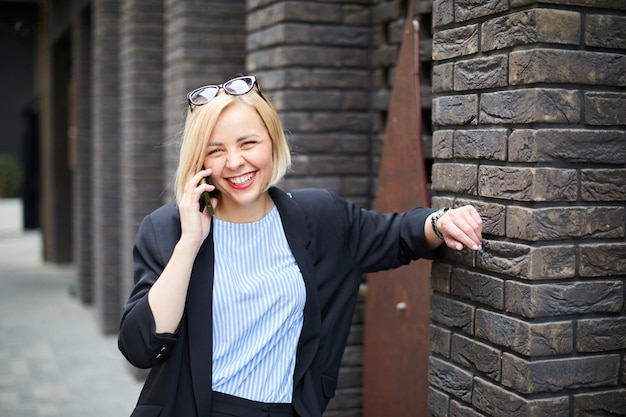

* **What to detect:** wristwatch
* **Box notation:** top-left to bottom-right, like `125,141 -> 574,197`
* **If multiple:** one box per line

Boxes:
431,207 -> 451,241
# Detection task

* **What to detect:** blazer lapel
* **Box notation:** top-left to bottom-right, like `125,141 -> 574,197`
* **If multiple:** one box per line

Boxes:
270,188 -> 322,387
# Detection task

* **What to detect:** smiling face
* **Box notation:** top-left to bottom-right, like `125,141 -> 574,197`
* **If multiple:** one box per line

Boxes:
203,102 -> 274,222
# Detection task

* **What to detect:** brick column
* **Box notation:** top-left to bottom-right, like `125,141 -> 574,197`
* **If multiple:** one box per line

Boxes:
118,0 -> 165,321
163,0 -> 246,199
72,7 -> 93,303
429,1 -> 626,416
247,0 -> 373,207
92,0 -> 121,333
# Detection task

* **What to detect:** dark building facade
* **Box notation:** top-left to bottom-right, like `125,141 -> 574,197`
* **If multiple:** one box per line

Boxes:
15,0 -> 626,415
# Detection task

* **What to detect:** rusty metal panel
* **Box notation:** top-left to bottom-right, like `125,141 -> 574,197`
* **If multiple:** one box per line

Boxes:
363,1 -> 432,415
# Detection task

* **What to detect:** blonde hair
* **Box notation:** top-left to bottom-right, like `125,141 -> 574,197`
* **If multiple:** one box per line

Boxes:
174,89 -> 291,203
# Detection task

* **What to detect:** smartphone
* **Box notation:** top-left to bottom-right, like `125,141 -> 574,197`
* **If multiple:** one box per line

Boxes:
199,176 -> 215,215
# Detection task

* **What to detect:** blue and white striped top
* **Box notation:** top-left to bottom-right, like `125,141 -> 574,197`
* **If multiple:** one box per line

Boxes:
211,206 -> 306,403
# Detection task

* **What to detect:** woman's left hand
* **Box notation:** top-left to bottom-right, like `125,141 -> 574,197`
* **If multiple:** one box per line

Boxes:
430,205 -> 483,251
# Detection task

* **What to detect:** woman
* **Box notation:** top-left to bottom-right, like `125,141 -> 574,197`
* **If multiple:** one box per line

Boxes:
118,75 -> 482,417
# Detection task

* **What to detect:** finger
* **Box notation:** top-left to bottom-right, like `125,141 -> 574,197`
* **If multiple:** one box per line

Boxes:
439,208 -> 482,250
444,223 -> 478,251
458,212 -> 482,247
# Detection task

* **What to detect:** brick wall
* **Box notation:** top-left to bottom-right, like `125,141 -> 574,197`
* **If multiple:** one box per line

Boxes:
247,0 -> 373,207
163,0 -> 246,200
91,0 -> 121,332
118,0 -> 165,329
72,5 -> 92,303
429,1 -> 626,416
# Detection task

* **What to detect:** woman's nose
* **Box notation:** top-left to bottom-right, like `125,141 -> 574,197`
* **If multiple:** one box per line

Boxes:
225,151 -> 243,170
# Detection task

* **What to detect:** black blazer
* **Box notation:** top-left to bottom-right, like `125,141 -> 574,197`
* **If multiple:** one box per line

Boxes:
118,187 -> 437,417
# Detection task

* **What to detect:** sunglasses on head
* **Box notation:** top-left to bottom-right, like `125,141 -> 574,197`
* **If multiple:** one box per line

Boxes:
187,75 -> 261,111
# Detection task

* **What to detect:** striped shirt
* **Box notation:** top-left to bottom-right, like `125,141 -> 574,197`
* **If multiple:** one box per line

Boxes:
211,206 -> 306,403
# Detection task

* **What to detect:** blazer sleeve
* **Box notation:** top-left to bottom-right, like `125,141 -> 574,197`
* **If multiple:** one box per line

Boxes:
118,210 -> 178,369
296,189 -> 438,273
341,192 -> 437,272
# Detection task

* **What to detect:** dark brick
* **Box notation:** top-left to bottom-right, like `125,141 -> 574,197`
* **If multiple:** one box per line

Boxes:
475,309 -> 573,356
585,92 -> 626,126
472,378 -> 527,417
430,324 -> 452,358
432,94 -> 478,126
454,55 -> 508,91
578,317 -> 626,352
247,24 -> 310,49
581,169 -> 626,201
481,9 -> 579,51
526,245 -> 577,280
586,14 -> 626,49
432,0 -> 454,28
310,112 -> 371,133
432,63 -> 454,93
449,400 -> 483,417
431,262 -> 452,294
455,0 -> 508,22
527,397 -> 570,417
430,294 -> 475,334
247,2 -> 344,31
506,281 -> 623,319
454,129 -> 507,161
429,356 -> 474,402
480,89 -> 579,125
507,206 -> 625,241
337,366 -> 361,389
372,44 -> 398,67
432,25 -> 479,60
432,130 -> 453,159
579,243 -> 626,277
508,129 -> 626,164
477,240 -> 531,278
502,353 -> 620,394
451,333 -> 501,380
451,269 -> 504,310
474,376 -> 571,417
431,163 -> 478,194
574,389 -> 626,416
270,90 -> 344,111
478,166 -> 577,202
371,0 -> 402,24
510,49 -> 626,86
309,155 -> 369,176
291,133 -> 368,154
428,387 -> 450,417
342,4 -> 370,26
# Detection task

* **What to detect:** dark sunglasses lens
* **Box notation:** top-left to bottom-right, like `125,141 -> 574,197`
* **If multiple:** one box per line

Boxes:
191,86 -> 219,105
224,77 -> 255,95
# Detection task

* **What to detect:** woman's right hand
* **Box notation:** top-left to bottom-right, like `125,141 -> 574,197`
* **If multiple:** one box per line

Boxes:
148,168 -> 217,334
177,168 -> 218,250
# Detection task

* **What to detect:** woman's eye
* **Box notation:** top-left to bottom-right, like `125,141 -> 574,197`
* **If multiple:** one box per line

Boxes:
207,148 -> 222,156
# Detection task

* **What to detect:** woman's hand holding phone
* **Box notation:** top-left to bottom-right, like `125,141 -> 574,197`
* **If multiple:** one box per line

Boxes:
177,168 -> 217,250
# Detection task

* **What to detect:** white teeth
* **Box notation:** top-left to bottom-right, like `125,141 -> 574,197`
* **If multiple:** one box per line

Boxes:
230,172 -> 254,185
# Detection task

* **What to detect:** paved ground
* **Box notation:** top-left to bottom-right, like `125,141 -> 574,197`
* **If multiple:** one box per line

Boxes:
0,199 -> 143,417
